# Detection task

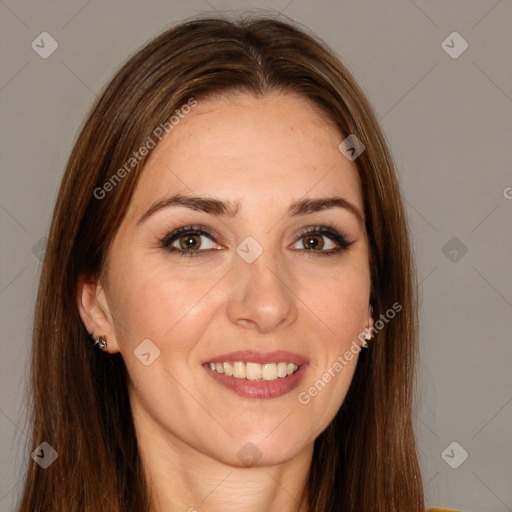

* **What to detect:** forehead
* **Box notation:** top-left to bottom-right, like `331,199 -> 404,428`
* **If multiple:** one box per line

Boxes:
126,92 -> 363,221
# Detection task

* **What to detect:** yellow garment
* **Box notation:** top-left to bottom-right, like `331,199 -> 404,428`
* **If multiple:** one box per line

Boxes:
427,508 -> 464,512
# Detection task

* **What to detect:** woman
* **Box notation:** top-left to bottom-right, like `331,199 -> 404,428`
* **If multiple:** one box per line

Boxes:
17,14 -> 430,511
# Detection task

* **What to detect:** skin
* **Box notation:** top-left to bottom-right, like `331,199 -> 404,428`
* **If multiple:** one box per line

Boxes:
78,91 -> 374,512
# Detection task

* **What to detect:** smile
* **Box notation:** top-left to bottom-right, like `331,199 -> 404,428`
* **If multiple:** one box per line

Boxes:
203,350 -> 309,399
208,361 -> 300,381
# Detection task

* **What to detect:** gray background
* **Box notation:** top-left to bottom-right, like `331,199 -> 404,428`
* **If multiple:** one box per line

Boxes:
1,1 -> 511,511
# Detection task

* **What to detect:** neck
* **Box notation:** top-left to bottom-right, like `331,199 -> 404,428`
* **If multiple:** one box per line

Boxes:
129,388 -> 312,512
145,445 -> 312,512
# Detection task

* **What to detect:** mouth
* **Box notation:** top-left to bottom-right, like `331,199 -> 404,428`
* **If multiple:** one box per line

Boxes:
203,350 -> 309,399
207,361 -> 300,381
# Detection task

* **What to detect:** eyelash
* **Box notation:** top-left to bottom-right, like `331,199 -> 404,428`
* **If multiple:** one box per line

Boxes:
157,224 -> 355,258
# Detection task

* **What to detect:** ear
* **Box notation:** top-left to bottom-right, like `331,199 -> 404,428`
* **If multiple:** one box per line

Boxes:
77,273 -> 120,353
366,304 -> 375,335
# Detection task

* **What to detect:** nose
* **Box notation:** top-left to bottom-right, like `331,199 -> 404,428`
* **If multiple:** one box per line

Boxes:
225,249 -> 298,334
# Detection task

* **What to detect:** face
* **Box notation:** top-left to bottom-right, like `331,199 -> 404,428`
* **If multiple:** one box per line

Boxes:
80,91 -> 373,467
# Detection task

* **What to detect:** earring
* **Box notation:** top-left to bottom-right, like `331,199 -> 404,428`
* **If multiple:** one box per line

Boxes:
361,331 -> 372,349
93,335 -> 108,351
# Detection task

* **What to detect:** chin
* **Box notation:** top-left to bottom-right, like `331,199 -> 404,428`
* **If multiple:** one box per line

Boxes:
219,433 -> 309,468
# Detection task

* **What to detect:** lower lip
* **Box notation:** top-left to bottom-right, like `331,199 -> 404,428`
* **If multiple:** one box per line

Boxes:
203,363 -> 309,399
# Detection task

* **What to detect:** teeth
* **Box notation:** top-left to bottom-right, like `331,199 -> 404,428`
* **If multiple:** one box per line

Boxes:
223,362 -> 233,376
208,361 -> 299,381
262,363 -> 277,380
277,362 -> 288,377
233,361 -> 246,378
246,362 -> 262,381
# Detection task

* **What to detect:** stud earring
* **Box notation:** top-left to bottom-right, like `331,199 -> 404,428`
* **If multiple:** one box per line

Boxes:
361,331 -> 372,349
92,335 -> 108,351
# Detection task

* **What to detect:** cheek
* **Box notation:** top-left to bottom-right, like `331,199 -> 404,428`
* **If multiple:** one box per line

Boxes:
300,266 -> 370,342
108,268 -> 220,413
294,273 -> 367,435
109,262 -> 221,352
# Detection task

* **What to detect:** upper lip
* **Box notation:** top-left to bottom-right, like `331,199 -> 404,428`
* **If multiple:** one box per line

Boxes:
204,350 -> 309,366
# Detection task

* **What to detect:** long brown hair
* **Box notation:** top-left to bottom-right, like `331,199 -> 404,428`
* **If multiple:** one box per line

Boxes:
17,14 -> 424,511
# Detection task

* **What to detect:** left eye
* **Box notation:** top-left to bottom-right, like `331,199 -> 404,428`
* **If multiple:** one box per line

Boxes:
291,232 -> 337,251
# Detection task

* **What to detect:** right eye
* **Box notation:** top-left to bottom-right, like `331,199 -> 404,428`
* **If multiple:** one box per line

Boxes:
159,225 -> 222,257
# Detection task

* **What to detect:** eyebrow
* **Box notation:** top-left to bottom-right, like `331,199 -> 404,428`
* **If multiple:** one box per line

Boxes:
137,193 -> 365,226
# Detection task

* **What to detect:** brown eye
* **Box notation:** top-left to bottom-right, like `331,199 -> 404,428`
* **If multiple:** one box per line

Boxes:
178,233 -> 202,250
291,226 -> 355,256
170,231 -> 218,252
302,234 -> 325,250
159,225 -> 222,257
